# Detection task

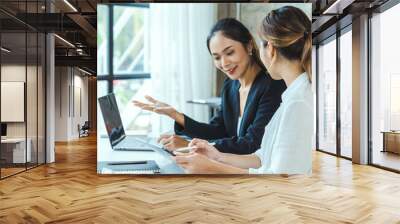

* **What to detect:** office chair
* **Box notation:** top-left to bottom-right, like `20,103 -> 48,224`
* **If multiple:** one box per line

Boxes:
79,121 -> 90,138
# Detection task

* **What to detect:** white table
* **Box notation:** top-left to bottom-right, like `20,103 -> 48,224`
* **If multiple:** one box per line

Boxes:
1,138 -> 31,163
97,135 -> 184,174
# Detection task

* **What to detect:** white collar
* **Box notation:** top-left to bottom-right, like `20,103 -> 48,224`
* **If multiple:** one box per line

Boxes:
281,72 -> 308,102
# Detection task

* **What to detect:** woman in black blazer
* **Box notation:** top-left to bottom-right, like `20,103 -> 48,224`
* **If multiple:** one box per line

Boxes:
133,18 -> 286,154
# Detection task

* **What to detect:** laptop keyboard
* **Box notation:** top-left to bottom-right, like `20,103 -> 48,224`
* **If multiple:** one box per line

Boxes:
118,140 -> 148,148
114,137 -> 154,151
113,136 -> 175,156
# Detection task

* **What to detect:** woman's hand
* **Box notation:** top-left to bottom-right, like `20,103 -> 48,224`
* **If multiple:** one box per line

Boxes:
189,138 -> 222,161
132,95 -> 179,119
158,134 -> 189,151
173,153 -> 218,174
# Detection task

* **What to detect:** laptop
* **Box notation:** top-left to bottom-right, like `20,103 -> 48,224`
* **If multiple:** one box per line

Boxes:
98,93 -> 158,152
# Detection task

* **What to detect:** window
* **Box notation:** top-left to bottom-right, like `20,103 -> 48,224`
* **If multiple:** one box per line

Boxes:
97,81 -> 108,98
317,36 -> 337,155
370,3 -> 400,171
312,45 -> 317,150
316,28 -> 353,159
113,79 -> 152,135
97,4 -> 151,136
97,5 -> 109,76
339,28 -> 352,158
113,6 -> 149,75
0,1 -> 46,179
390,75 -> 400,130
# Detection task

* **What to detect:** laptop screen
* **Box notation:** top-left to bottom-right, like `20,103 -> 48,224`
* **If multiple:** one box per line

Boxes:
98,93 -> 125,147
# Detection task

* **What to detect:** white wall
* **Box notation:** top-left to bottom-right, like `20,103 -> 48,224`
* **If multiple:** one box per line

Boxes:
1,64 -> 46,164
1,65 -> 26,138
54,66 -> 68,141
71,72 -> 89,138
1,65 -> 41,138
54,67 -> 89,141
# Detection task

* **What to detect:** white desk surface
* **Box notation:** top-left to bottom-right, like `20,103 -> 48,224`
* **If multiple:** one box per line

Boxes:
1,137 -> 32,163
97,135 -> 184,174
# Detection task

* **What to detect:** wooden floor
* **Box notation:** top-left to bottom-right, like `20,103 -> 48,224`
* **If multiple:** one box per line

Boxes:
1,135 -> 400,223
1,167 -> 26,177
1,163 -> 44,178
372,150 -> 400,171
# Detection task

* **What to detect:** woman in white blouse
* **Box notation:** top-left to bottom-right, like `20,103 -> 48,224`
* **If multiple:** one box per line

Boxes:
173,6 -> 313,175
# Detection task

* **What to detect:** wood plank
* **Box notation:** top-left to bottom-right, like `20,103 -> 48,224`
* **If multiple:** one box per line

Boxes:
0,134 -> 400,223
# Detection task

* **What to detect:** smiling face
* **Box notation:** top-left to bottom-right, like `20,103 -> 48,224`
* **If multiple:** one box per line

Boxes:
209,32 -> 252,80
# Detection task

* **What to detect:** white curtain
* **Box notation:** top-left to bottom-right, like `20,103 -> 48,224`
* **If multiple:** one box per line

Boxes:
148,4 -> 217,137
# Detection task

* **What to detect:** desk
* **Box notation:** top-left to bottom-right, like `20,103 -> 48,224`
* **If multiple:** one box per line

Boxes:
1,138 -> 31,164
381,131 -> 400,154
97,135 -> 184,174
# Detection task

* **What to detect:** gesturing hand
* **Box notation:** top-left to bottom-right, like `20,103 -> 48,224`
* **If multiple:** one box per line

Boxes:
132,95 -> 178,119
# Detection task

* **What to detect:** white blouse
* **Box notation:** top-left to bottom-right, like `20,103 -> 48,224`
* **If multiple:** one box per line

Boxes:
249,73 -> 314,175
237,116 -> 242,136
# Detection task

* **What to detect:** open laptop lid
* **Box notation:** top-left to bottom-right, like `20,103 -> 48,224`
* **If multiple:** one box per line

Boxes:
98,93 -> 126,147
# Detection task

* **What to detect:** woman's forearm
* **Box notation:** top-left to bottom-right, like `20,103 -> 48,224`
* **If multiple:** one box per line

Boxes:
217,153 -> 261,169
172,111 -> 185,127
207,159 -> 249,174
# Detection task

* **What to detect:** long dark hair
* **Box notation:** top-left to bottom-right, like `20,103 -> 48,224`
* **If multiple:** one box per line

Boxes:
207,18 -> 267,72
259,6 -> 312,80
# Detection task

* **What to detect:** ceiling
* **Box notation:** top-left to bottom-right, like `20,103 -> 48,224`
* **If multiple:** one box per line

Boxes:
0,0 -> 394,75
311,0 -> 390,43
0,0 -> 99,74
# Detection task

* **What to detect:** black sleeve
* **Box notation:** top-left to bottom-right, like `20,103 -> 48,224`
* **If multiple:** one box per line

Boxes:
213,80 -> 285,154
174,108 -> 227,139
174,79 -> 233,139
174,79 -> 231,139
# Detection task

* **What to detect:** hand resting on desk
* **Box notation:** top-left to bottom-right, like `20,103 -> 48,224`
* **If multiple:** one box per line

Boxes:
171,138 -> 223,173
172,152 -> 221,174
158,134 -> 189,151
188,138 -> 221,161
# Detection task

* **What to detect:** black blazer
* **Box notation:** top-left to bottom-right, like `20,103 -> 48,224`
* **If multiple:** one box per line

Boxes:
174,70 -> 286,154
